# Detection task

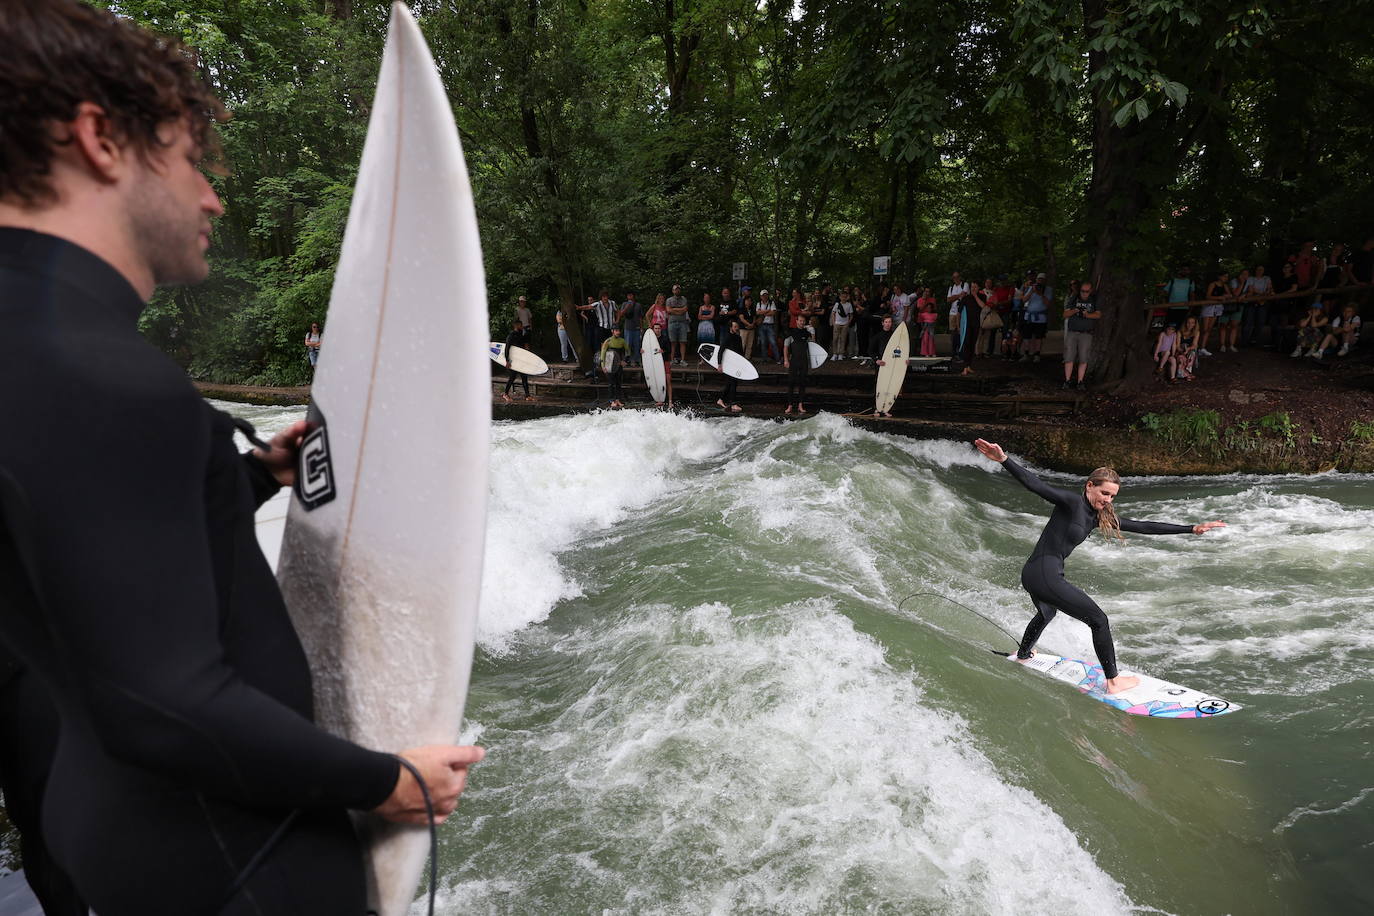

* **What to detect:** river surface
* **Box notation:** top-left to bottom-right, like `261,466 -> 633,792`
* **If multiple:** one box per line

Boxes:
6,403 -> 1373,914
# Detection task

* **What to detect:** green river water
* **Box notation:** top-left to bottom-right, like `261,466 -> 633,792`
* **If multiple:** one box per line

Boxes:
5,405 -> 1372,915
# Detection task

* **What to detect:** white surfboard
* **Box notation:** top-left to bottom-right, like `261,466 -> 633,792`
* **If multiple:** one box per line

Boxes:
275,5 -> 489,914
875,323 -> 910,414
697,343 -> 759,380
807,341 -> 828,369
601,345 -> 623,374
488,342 -> 548,375
1002,652 -> 1240,718
641,328 -> 666,403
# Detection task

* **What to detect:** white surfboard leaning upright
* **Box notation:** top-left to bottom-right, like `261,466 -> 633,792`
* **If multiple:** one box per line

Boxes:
697,343 -> 759,380
275,5 -> 488,914
488,341 -> 549,375
875,323 -> 910,415
641,328 -> 667,403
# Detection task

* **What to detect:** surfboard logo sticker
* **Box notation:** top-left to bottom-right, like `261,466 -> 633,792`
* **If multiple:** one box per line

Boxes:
1196,698 -> 1230,715
295,407 -> 337,511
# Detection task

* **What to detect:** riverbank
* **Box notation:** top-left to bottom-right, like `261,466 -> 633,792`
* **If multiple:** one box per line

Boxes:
198,342 -> 1374,475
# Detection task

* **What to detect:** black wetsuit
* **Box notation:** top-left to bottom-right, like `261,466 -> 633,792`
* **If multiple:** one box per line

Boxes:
1003,458 -> 1192,679
504,327 -> 530,396
0,229 -> 399,915
720,330 -> 744,404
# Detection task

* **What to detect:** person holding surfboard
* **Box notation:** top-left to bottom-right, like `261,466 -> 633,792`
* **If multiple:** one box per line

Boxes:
716,319 -> 746,412
782,314 -> 811,415
502,318 -> 535,402
0,5 -> 484,913
972,439 -> 1226,694
600,326 -> 630,408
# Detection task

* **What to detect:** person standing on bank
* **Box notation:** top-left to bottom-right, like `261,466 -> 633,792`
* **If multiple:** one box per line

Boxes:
503,318 -> 534,403
599,326 -> 630,407
0,4 -> 483,914
305,321 -> 323,373
1062,281 -> 1102,390
782,314 -> 811,415
716,319 -> 745,413
617,291 -> 644,366
972,439 -> 1226,694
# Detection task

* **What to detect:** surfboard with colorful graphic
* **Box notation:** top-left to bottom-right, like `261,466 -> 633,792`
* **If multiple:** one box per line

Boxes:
1001,652 -> 1240,718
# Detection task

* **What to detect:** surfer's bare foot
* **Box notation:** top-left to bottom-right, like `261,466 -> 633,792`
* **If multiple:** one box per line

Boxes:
500,393 -> 512,403
784,405 -> 793,415
716,399 -> 727,409
1014,652 -> 1034,662
1105,674 -> 1140,694
798,405 -> 807,414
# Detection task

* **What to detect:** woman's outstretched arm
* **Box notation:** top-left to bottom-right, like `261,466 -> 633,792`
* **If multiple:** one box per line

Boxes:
973,439 -> 1073,506
1120,518 -> 1227,535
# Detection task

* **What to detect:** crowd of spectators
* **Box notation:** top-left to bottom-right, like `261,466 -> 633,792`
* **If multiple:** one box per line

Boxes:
513,235 -> 1370,400
1152,236 -> 1372,380
541,272 -> 1081,375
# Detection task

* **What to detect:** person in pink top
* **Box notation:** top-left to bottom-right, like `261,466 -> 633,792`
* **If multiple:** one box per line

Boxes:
916,293 -> 939,357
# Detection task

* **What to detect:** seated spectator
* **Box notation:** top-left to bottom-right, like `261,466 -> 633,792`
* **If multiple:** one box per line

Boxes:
1176,316 -> 1200,381
1316,304 -> 1361,358
1291,304 -> 1330,357
1153,322 -> 1180,382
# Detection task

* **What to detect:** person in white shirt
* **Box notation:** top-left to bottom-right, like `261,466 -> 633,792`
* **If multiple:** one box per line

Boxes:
829,290 -> 855,359
947,271 -> 970,355
890,283 -> 911,326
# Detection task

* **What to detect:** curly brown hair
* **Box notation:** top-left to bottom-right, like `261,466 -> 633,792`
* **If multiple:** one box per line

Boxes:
0,0 -> 227,206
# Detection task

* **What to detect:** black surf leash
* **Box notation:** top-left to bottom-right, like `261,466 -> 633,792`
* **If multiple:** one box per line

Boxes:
387,755 -> 440,916
897,591 -> 1021,647
231,416 -> 274,452
223,418 -> 442,914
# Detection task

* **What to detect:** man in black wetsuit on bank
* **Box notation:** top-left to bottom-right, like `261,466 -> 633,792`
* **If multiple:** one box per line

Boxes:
0,4 -> 483,914
973,439 -> 1226,694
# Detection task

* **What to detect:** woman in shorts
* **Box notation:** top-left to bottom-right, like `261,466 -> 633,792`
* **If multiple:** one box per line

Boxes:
1199,271 -> 1230,356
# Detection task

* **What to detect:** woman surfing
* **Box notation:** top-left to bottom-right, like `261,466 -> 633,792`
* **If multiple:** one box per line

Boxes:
973,439 -> 1226,694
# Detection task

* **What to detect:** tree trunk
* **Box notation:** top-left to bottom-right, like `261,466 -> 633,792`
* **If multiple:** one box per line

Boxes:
1081,0 -> 1158,393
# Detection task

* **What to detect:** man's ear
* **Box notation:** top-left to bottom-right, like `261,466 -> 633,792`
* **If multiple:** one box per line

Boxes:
58,101 -> 128,185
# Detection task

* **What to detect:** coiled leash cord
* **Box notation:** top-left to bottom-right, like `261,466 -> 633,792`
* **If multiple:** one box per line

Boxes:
897,591 -> 1021,647
382,755 -> 440,916
227,419 -> 441,916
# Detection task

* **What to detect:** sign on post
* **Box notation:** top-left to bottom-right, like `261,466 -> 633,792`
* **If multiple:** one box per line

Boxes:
732,262 -> 747,281
873,256 -> 890,277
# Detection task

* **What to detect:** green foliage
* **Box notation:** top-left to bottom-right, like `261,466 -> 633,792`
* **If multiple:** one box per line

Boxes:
95,0 -> 1374,380
1348,420 -> 1374,443
1257,411 -> 1297,450
1137,409 -> 1221,454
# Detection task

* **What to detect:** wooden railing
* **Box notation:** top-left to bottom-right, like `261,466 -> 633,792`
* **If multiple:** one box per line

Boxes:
1141,281 -> 1373,312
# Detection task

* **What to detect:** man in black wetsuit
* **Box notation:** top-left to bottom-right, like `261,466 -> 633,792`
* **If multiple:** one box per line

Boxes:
502,318 -> 532,402
973,439 -> 1226,694
0,5 -> 482,914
